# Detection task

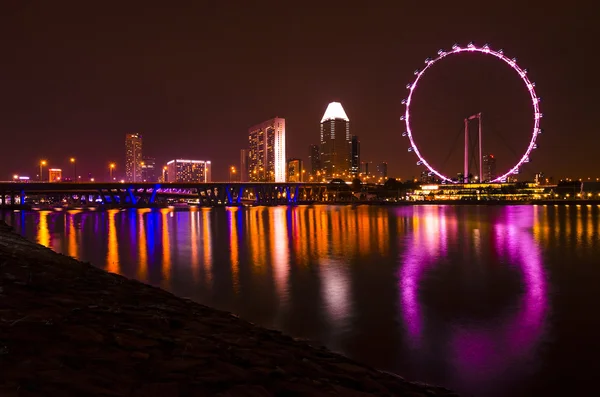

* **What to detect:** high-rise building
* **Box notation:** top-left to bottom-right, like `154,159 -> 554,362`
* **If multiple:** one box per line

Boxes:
248,118 -> 286,182
376,162 -> 388,179
287,158 -> 304,182
309,144 -> 321,176
49,168 -> 62,182
166,159 -> 211,183
361,161 -> 372,176
141,156 -> 157,182
320,102 -> 350,179
351,135 -> 360,175
483,154 -> 497,182
240,149 -> 249,182
125,133 -> 143,182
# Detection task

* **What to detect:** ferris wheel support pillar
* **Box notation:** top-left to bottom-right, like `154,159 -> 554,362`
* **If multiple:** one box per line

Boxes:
478,112 -> 483,182
464,118 -> 469,183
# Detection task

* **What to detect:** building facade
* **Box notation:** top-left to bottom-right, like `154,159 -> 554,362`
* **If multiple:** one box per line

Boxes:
309,144 -> 321,176
248,118 -> 286,182
141,156 -> 157,182
483,154 -> 497,182
351,135 -> 360,175
239,149 -> 249,182
49,168 -> 62,182
125,133 -> 143,182
320,102 -> 350,179
287,158 -> 304,182
376,162 -> 388,179
166,159 -> 211,183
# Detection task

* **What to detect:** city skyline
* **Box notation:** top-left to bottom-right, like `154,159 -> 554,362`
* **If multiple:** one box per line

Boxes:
0,3 -> 598,181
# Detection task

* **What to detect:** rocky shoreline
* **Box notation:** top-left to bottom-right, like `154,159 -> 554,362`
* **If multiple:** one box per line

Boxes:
0,220 -> 458,396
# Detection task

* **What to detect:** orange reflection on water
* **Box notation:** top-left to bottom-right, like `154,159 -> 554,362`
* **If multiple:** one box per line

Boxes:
228,207 -> 240,292
160,208 -> 171,286
201,208 -> 213,284
248,207 -> 267,271
37,211 -> 51,248
137,208 -> 151,282
106,209 -> 119,273
190,210 -> 200,281
67,210 -> 81,259
271,207 -> 289,301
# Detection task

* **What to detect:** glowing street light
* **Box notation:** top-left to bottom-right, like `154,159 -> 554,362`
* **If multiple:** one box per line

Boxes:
70,157 -> 76,181
39,160 -> 47,181
109,163 -> 116,181
229,165 -> 237,182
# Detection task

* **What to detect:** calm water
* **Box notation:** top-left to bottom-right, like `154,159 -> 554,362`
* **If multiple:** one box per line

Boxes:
2,205 -> 600,396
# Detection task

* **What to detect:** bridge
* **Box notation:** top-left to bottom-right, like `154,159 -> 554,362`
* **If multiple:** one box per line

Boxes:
0,182 -> 336,208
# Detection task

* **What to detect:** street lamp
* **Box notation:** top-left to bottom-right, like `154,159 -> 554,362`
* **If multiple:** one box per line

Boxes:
162,166 -> 167,182
109,163 -> 115,181
39,160 -> 47,181
229,166 -> 236,182
70,158 -> 76,181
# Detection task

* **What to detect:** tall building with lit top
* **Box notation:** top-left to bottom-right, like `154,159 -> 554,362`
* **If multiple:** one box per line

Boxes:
483,154 -> 497,182
166,159 -> 211,183
125,133 -> 143,182
287,158 -> 304,182
248,118 -> 286,182
49,169 -> 62,182
320,102 -> 350,179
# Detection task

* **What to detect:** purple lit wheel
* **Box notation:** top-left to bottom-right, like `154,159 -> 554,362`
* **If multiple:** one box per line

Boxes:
402,43 -> 542,183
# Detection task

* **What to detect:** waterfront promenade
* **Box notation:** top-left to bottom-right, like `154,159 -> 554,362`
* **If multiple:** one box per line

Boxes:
0,220 -> 457,396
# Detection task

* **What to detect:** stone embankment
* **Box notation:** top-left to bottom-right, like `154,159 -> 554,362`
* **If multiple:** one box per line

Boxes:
0,221 -> 458,396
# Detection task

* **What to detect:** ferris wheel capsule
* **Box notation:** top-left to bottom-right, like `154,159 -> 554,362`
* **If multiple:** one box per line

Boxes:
437,49 -> 444,55
414,69 -> 420,75
498,49 -> 504,54
467,42 -> 475,48
400,115 -> 406,121
406,83 -> 412,89
483,43 -> 490,49
417,161 -> 423,166
452,43 -> 459,50
401,99 -> 407,105
408,147 -> 413,152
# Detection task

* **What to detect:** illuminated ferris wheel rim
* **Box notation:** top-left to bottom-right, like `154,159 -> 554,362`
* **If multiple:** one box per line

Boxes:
402,42 -> 542,183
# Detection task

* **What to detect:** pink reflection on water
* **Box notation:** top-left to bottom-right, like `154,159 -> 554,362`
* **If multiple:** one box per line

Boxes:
399,206 -> 548,387
399,206 -> 451,346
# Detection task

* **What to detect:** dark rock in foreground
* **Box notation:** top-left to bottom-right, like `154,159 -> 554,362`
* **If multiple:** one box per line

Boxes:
0,221 -> 458,396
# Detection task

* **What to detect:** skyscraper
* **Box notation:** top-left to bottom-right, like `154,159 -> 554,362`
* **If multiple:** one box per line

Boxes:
309,144 -> 321,176
351,135 -> 360,175
141,156 -> 157,182
166,159 -> 211,183
240,149 -> 249,182
125,133 -> 143,182
248,118 -> 286,182
483,154 -> 497,182
320,102 -> 350,179
287,158 -> 304,182
376,162 -> 388,179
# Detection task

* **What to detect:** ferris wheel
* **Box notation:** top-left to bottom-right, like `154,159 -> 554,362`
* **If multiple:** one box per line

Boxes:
401,42 -> 542,183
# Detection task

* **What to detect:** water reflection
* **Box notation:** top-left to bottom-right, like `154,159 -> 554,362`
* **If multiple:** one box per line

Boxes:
3,205 -> 600,397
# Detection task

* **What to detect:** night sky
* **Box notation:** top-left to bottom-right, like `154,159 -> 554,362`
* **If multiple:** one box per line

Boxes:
1,1 -> 598,181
